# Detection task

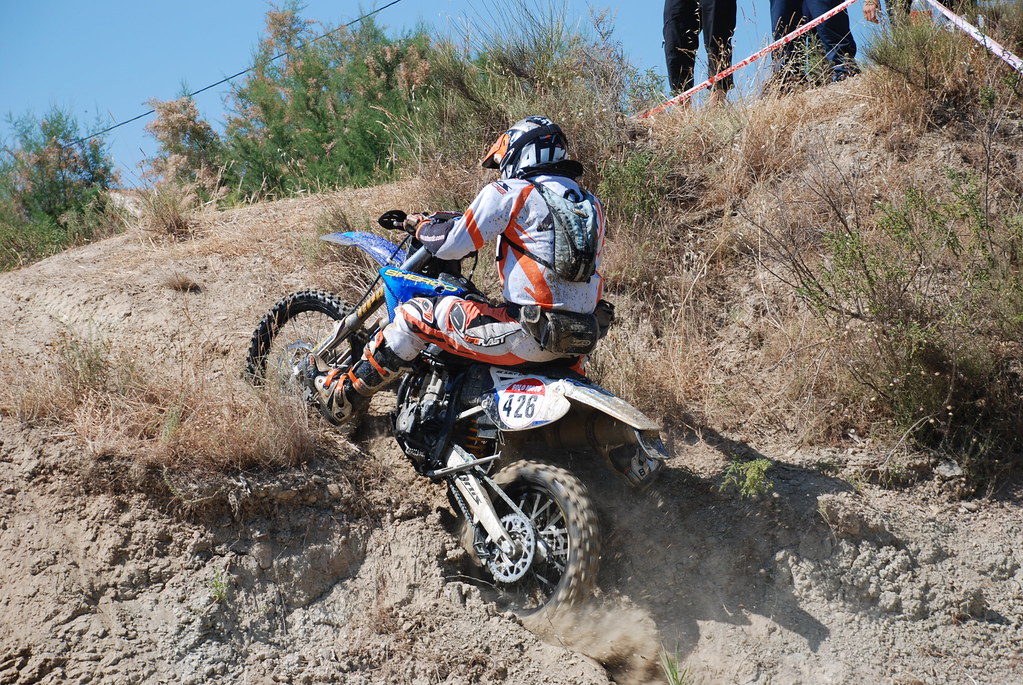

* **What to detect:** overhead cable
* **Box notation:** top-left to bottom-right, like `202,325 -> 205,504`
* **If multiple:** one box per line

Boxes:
69,0 -> 404,146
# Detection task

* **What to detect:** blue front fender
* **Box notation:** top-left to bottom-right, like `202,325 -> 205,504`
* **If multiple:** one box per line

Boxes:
321,231 -> 407,266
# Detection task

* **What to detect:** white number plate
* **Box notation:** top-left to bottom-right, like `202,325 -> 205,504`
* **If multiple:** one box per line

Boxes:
496,377 -> 546,429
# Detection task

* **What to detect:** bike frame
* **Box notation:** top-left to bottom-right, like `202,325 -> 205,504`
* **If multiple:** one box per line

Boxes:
309,236 -> 432,366
310,233 -> 523,552
308,227 -> 663,564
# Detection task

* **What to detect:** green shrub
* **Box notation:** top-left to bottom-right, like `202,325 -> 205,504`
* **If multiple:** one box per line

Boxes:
598,150 -> 673,224
720,458 -> 775,498
390,0 -> 660,192
208,569 -> 230,604
776,171 -> 1023,476
0,107 -> 119,270
594,149 -> 677,290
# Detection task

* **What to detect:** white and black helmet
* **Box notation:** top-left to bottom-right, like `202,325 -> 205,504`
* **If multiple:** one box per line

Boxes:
481,116 -> 569,179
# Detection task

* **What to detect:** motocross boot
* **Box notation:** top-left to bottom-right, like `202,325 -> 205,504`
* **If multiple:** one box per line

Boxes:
306,337 -> 409,425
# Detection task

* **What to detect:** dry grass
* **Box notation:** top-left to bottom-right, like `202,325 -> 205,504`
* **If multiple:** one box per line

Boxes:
410,165 -> 487,216
589,299 -> 706,422
137,181 -> 203,238
868,16 -> 1022,133
163,271 -> 203,293
587,20 -> 1022,467
7,15 -> 1019,484
0,331 -> 316,472
645,87 -> 852,208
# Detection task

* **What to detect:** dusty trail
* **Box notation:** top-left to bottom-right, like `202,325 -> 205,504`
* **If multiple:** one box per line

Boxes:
1,177 -> 1021,684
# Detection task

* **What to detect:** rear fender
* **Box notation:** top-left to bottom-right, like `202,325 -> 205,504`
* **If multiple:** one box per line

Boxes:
480,371 -> 660,433
558,379 -> 660,432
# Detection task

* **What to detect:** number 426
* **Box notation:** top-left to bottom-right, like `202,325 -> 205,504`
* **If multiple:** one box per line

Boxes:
502,394 -> 537,420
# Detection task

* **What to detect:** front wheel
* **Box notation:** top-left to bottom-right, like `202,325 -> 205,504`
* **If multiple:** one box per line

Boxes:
244,290 -> 360,389
489,460 -> 600,617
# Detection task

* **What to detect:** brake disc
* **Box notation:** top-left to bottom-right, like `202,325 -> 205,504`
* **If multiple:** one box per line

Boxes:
280,341 -> 316,394
487,514 -> 535,583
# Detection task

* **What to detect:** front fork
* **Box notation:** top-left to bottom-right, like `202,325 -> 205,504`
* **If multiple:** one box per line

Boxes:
446,447 -> 551,565
305,286 -> 386,372
448,447 -> 516,556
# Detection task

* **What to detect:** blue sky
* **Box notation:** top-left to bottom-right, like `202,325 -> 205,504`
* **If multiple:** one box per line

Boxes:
0,1 -> 880,186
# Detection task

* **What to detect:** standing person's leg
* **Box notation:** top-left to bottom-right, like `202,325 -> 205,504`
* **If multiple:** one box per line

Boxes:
770,0 -> 804,78
700,0 -> 737,100
804,0 -> 858,79
664,0 -> 702,93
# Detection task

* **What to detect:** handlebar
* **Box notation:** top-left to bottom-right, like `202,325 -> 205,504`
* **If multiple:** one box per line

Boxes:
400,245 -> 432,272
376,210 -> 470,279
378,209 -> 463,235
378,209 -> 428,270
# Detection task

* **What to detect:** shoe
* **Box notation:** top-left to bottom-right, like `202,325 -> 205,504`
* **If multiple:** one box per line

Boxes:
304,338 -> 411,425
304,355 -> 365,425
831,59 -> 860,83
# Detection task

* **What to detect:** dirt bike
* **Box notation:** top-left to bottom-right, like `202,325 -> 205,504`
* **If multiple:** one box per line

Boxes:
245,211 -> 668,616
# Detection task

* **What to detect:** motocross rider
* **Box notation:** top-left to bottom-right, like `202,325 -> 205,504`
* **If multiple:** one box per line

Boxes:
307,115 -> 608,424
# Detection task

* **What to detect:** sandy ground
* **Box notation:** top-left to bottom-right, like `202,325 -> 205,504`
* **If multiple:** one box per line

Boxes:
1,153 -> 1022,684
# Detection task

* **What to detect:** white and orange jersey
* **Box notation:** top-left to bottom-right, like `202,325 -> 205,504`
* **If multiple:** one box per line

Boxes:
426,174 -> 604,314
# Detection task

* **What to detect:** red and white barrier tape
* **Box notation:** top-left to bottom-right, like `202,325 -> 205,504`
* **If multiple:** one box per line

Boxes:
638,0 -> 861,118
922,0 -> 1023,73
638,0 -> 1022,119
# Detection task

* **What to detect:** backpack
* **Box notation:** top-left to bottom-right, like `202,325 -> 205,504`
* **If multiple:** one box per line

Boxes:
505,180 -> 601,283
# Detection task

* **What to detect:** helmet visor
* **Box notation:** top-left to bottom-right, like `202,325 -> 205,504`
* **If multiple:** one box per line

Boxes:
480,132 -> 510,169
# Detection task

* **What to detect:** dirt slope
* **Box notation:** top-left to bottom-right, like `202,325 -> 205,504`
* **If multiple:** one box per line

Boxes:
1,167 -> 1022,683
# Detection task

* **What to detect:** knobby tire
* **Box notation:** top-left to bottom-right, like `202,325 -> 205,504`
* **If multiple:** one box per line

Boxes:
244,289 -> 350,383
492,460 -> 601,617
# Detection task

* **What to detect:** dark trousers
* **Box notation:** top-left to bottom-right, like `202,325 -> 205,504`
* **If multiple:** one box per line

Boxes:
663,0 -> 737,93
771,0 -> 857,73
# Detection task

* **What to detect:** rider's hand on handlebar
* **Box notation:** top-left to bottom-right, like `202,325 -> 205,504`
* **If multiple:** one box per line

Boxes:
405,213 -> 431,233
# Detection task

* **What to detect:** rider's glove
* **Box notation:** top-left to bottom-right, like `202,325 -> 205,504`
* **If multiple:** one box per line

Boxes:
413,212 -> 462,255
405,213 -> 431,233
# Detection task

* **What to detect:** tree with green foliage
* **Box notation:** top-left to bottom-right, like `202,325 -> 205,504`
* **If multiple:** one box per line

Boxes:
222,2 -> 433,197
144,96 -> 225,198
0,107 -> 119,270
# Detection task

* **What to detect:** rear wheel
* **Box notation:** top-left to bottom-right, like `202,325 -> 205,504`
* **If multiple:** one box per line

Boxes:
244,290 -> 361,391
488,460 -> 600,617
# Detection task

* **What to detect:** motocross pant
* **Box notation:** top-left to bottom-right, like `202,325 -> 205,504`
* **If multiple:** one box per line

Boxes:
386,296 -> 578,367
663,0 -> 736,94
319,296 -> 580,423
770,0 -> 857,82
